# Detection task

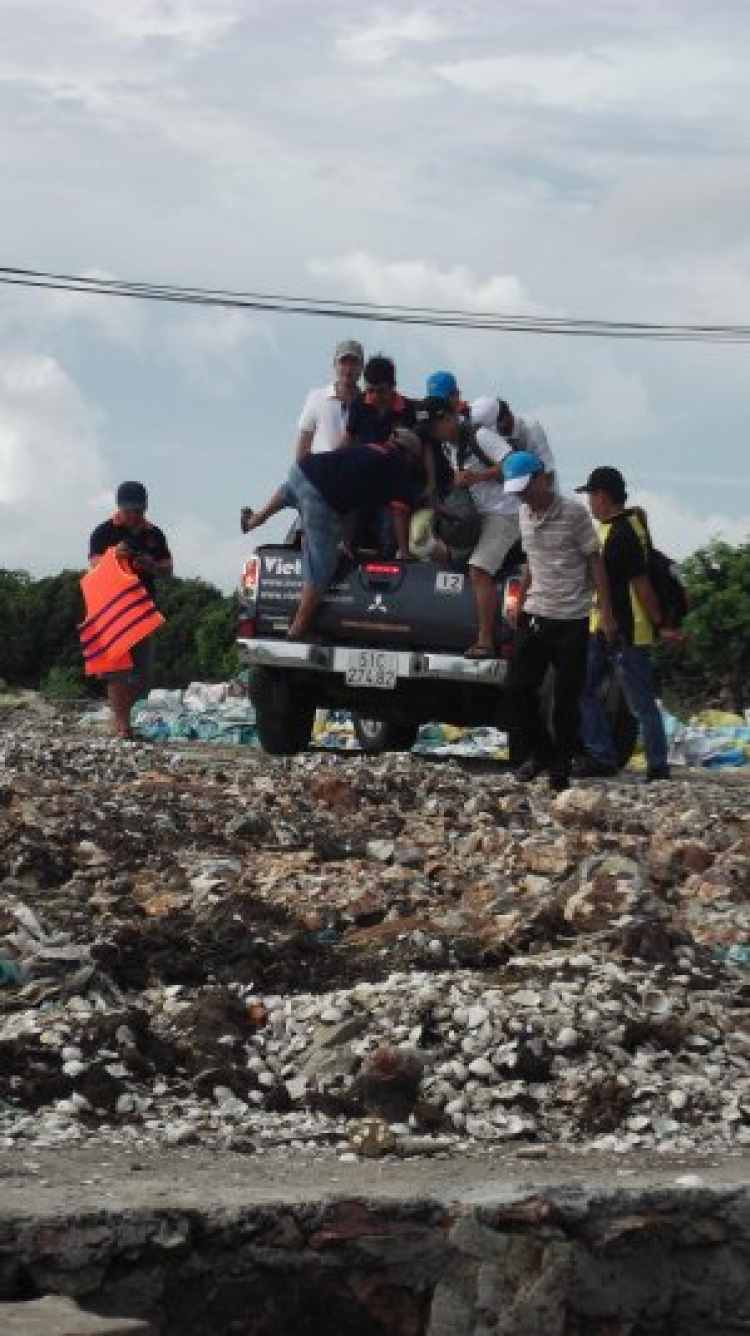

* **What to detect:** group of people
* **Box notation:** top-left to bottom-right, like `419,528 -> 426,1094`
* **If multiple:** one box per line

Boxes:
243,337 -> 679,789
88,336 -> 678,789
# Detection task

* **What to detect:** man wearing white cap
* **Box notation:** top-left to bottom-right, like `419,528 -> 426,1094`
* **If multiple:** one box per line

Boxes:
454,396 -> 556,658
471,396 -> 555,478
294,339 -> 364,460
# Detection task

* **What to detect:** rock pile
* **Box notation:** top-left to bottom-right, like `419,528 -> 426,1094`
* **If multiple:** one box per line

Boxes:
0,705 -> 748,1159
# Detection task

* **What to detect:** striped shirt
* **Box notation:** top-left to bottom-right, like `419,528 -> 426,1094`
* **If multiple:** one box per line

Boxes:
521,494 -> 600,620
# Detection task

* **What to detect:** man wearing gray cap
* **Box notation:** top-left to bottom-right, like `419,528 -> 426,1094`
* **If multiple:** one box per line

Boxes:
294,339 -> 364,460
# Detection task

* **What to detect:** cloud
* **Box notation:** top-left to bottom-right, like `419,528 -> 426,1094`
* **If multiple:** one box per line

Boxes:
78,0 -> 246,48
336,11 -> 449,65
0,353 -> 109,571
161,308 -> 276,396
434,40 -> 744,119
309,251 -> 549,314
0,272 -> 147,350
631,489 -> 750,559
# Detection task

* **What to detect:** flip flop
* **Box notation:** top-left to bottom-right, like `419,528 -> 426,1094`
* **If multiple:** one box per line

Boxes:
463,645 -> 496,660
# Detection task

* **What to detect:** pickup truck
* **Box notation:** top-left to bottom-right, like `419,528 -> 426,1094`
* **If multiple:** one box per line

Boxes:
237,544 -> 638,764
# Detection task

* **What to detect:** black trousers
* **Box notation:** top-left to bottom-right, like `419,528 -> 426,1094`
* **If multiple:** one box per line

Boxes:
506,612 -> 590,768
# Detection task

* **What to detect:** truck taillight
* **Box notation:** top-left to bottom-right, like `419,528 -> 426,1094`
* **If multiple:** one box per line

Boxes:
238,616 -> 256,640
240,556 -> 260,596
503,576 -> 522,620
363,562 -> 401,576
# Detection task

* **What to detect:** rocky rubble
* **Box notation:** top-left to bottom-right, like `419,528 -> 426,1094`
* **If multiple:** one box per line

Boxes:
0,705 -> 748,1161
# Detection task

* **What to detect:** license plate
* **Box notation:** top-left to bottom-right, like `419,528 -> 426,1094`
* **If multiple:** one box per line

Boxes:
345,649 -> 398,689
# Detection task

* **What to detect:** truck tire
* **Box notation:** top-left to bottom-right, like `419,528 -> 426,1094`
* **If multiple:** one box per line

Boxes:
352,717 -> 420,754
250,667 -> 315,756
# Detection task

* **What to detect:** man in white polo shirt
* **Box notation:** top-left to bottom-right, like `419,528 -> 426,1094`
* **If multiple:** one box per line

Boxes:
294,339 -> 364,460
503,451 -> 616,792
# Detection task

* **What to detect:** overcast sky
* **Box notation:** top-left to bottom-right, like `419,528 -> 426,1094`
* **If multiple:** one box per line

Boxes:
1,0 -> 749,588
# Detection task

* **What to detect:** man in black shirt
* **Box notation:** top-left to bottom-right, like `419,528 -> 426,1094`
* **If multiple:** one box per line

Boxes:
241,432 -> 423,638
88,481 -> 172,737
574,466 -> 673,781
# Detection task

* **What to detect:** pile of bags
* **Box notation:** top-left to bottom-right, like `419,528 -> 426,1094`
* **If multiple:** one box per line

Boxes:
131,682 -> 257,745
663,708 -> 750,769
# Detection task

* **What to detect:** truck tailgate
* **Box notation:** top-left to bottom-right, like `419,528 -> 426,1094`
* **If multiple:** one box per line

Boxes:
250,548 -> 500,653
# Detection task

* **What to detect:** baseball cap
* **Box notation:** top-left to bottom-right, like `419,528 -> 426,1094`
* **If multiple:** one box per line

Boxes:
425,370 -> 458,399
575,466 -> 627,504
334,339 -> 364,362
116,481 -> 148,511
502,451 -> 545,493
470,396 -> 513,432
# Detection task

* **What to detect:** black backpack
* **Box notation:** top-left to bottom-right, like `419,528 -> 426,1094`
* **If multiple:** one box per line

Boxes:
629,508 -> 689,629
433,426 -> 503,553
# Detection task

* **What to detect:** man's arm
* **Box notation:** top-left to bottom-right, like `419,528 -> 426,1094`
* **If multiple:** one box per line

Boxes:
390,505 -> 411,559
631,572 -> 661,627
295,428 -> 315,461
587,552 -> 617,641
453,465 -> 501,487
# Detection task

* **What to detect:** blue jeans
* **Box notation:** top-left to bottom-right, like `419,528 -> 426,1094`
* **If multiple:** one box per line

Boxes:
279,463 -> 343,594
580,636 -> 668,770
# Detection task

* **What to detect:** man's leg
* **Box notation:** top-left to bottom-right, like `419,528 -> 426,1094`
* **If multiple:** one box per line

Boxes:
468,567 -> 497,653
466,516 -> 519,655
549,618 -> 590,785
578,634 -> 619,768
288,585 -> 322,639
242,486 -> 292,531
506,615 -> 555,770
107,680 -> 134,738
615,645 -> 669,774
289,481 -> 342,638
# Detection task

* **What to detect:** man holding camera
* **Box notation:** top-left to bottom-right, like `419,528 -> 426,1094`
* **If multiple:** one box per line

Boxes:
88,481 -> 173,738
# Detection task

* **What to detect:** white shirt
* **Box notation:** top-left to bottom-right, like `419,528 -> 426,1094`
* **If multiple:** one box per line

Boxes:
297,384 -> 356,454
509,417 -> 555,478
463,427 -> 513,516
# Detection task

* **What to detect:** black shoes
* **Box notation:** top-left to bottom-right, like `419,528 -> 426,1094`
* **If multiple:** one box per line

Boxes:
514,758 -> 570,792
548,764 -> 570,794
571,755 -> 618,779
645,765 -> 671,782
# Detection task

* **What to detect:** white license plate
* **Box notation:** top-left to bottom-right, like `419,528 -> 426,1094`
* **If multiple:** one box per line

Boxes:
345,649 -> 399,689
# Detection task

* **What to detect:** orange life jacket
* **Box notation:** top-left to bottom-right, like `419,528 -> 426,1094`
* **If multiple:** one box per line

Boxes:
79,547 -> 164,676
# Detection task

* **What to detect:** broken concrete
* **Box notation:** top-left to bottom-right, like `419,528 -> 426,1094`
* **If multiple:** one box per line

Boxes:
0,1148 -> 748,1334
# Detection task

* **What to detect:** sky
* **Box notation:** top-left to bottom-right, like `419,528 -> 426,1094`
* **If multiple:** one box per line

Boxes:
1,0 -> 749,589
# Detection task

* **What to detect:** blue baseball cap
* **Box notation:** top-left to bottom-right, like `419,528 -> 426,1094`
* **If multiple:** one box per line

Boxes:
502,451 -> 545,493
425,370 -> 458,399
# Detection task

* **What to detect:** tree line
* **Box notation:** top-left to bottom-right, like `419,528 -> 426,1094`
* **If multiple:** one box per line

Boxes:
0,570 -> 238,697
0,539 -> 748,712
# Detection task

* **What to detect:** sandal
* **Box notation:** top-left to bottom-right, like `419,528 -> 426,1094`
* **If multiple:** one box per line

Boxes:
464,644 -> 496,660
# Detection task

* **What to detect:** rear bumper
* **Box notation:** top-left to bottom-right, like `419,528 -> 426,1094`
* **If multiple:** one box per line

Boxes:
238,637 -> 507,686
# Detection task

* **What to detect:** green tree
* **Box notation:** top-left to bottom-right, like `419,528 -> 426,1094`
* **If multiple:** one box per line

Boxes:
674,540 -> 750,714
151,577 -> 237,687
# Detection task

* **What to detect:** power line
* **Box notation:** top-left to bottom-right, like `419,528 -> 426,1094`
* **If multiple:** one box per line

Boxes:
1,264 -> 748,344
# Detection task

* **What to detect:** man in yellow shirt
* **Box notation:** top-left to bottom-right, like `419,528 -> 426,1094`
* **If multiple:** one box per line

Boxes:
574,467 -> 671,782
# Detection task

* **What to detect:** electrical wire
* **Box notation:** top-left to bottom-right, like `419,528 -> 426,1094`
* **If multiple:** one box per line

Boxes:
0,264 -> 748,344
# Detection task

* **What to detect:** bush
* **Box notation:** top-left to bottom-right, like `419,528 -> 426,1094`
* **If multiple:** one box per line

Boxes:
41,666 -> 87,703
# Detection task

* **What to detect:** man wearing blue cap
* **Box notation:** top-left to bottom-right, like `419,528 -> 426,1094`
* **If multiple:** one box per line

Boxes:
502,454 -> 615,792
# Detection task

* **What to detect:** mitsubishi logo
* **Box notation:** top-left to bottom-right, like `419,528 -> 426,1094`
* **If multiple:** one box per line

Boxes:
367,594 -> 388,614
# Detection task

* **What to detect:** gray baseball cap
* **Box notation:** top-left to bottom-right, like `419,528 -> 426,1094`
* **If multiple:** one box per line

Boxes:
334,339 -> 364,362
